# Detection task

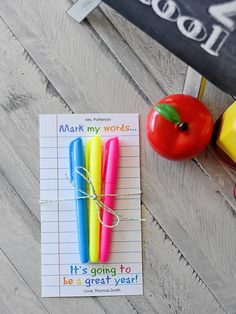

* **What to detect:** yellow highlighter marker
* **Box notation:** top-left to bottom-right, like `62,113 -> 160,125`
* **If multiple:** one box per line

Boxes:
86,135 -> 102,262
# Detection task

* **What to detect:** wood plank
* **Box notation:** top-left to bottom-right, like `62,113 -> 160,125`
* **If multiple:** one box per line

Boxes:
183,67 -> 236,210
67,0 -> 101,23
0,0 -> 235,311
86,8 -> 166,103
141,157 -> 236,312
99,3 -> 187,96
0,248 -> 48,314
183,67 -> 203,98
196,81 -> 236,210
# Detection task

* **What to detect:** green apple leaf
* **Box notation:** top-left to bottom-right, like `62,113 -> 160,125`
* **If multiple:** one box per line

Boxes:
154,104 -> 181,124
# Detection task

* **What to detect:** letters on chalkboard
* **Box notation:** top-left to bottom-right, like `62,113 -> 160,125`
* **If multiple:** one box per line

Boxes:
136,0 -> 235,56
103,0 -> 236,94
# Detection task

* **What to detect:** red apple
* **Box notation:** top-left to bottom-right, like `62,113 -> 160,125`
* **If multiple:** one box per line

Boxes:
146,94 -> 213,160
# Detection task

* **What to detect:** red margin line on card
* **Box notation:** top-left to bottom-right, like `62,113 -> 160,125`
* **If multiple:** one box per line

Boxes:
56,114 -> 61,296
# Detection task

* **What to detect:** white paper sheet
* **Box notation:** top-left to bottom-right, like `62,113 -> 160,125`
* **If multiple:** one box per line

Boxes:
40,114 -> 143,297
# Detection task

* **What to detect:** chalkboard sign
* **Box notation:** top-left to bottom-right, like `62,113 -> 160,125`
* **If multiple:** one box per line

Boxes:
102,0 -> 236,95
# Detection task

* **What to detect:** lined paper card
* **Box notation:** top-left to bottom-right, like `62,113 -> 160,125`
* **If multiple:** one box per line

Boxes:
40,114 -> 143,297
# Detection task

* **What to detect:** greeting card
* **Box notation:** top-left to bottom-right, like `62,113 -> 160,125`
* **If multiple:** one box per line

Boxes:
40,113 -> 143,297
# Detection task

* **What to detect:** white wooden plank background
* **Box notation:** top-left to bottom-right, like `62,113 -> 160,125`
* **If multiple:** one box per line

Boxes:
0,0 -> 235,313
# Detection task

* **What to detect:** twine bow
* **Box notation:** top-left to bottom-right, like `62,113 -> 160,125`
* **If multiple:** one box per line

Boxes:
40,166 -> 145,228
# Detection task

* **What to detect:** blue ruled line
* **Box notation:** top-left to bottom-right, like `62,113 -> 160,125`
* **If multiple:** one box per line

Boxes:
41,176 -> 140,180
41,188 -> 140,191
41,135 -> 139,138
42,251 -> 141,255
42,272 -> 142,277
40,145 -> 139,148
42,240 -> 141,244
42,262 -> 142,265
42,230 -> 141,234
41,209 -> 140,213
41,156 -> 140,159
41,166 -> 139,170
41,220 -> 77,223
42,283 -> 142,287
41,197 -> 140,201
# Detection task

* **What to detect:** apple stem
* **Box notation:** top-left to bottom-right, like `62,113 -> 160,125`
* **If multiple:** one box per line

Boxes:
176,121 -> 189,131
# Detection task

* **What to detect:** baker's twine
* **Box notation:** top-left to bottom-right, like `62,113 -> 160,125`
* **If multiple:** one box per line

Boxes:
40,166 -> 145,228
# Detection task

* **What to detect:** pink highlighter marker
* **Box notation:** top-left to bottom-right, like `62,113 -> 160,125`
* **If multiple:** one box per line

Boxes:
100,137 -> 119,263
